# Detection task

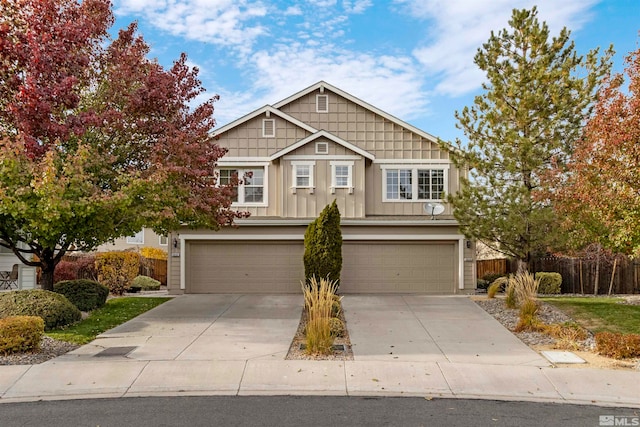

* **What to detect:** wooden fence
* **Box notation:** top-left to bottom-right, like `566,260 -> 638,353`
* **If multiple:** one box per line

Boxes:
477,256 -> 640,294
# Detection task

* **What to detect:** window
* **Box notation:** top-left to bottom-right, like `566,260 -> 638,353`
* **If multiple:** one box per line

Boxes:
315,141 -> 329,154
383,167 -> 446,201
292,161 -> 315,190
330,161 -> 354,193
262,119 -> 275,137
218,167 -> 267,205
159,235 -> 168,246
126,230 -> 144,244
316,94 -> 328,113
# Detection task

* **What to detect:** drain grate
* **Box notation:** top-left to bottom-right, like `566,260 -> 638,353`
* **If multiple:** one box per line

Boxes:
94,346 -> 137,357
299,344 -> 346,352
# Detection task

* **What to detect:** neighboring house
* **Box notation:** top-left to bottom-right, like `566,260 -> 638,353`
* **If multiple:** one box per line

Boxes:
94,229 -> 169,252
0,243 -> 37,290
168,81 -> 475,294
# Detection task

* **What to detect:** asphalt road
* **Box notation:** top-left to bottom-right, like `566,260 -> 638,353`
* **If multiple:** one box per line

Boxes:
0,396 -> 637,427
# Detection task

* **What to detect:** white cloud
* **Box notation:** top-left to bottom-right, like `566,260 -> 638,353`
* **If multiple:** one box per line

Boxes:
343,0 -> 373,14
402,0 -> 599,96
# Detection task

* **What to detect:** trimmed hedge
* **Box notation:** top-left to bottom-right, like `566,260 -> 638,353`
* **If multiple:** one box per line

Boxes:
0,290 -> 81,330
535,272 -> 562,294
131,275 -> 161,291
0,316 -> 44,355
54,279 -> 109,311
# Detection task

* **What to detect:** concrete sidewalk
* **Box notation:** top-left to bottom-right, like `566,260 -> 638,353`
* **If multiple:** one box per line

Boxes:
0,295 -> 638,407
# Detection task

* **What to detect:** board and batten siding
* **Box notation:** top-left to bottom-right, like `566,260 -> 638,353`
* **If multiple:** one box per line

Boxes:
278,90 -> 449,161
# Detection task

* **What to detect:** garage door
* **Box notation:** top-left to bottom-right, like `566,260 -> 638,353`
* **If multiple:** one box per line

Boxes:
340,242 -> 456,293
186,241 -> 304,293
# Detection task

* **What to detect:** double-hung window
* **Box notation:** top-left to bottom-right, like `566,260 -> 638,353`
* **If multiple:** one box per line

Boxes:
330,161 -> 354,193
292,161 -> 315,193
383,166 -> 447,201
218,167 -> 267,205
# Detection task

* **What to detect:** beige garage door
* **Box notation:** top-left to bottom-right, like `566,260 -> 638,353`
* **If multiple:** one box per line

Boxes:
186,241 -> 304,293
341,242 -> 456,294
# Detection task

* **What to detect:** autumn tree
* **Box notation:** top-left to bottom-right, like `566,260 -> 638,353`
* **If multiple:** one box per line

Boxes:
551,46 -> 640,258
447,7 -> 612,270
0,0 -> 243,290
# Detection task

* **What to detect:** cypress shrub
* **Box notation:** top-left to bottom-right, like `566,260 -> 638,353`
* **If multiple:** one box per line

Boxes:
304,201 -> 343,287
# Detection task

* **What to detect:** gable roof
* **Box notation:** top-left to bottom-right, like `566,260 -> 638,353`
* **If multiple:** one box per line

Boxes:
273,81 -> 442,145
269,130 -> 375,161
211,105 -> 317,137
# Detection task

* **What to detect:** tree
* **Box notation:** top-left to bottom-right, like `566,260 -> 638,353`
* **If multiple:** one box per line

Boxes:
551,46 -> 640,258
0,0 -> 243,290
304,201 -> 343,287
447,7 -> 612,270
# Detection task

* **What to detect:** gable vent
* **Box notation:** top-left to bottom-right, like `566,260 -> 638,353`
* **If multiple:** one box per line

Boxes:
263,119 -> 275,137
316,94 -> 328,113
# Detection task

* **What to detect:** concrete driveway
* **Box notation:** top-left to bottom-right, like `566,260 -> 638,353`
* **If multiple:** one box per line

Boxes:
343,295 -> 548,366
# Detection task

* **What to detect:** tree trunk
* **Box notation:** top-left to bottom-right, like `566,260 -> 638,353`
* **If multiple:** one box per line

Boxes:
608,258 -> 618,296
594,245 -> 601,295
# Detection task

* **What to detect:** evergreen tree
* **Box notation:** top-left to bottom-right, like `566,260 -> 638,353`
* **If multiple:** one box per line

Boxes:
448,7 -> 612,270
304,201 -> 343,287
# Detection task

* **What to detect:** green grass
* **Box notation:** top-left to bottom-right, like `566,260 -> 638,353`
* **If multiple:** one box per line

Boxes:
541,297 -> 640,335
47,297 -> 170,344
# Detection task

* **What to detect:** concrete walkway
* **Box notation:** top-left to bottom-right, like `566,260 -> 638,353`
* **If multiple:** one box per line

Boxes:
0,295 -> 639,407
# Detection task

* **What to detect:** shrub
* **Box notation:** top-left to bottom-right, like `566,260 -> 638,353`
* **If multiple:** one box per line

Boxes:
535,272 -> 562,294
95,252 -> 141,295
329,317 -> 345,338
54,279 -> 109,311
544,323 -> 588,350
54,260 -> 79,283
0,290 -> 81,330
595,332 -> 640,359
302,277 -> 338,355
482,272 -> 505,284
75,256 -> 98,281
0,316 -> 44,355
505,281 -> 517,309
131,275 -> 161,291
476,279 -> 489,290
140,247 -> 168,260
304,201 -> 343,288
515,299 -> 541,332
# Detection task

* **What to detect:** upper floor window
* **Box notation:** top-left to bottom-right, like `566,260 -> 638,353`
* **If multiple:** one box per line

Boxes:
316,94 -> 328,113
262,119 -> 275,137
330,161 -> 354,193
292,161 -> 315,192
126,230 -> 144,244
159,235 -> 168,246
383,166 -> 446,202
218,167 -> 267,205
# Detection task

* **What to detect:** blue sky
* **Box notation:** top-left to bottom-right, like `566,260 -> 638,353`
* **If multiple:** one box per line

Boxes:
112,0 -> 640,143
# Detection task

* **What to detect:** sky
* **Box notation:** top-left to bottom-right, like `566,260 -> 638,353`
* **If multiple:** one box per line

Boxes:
111,0 -> 640,143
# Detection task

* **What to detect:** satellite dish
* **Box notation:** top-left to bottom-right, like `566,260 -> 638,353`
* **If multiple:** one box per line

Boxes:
424,202 -> 445,219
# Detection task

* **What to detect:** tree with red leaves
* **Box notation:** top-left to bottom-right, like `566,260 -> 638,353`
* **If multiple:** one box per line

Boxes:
0,0 -> 243,290
550,45 -> 640,258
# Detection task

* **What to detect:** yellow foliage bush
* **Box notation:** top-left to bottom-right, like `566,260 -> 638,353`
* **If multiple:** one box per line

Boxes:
95,252 -> 141,295
140,247 -> 167,260
595,332 -> 640,359
0,316 -> 44,355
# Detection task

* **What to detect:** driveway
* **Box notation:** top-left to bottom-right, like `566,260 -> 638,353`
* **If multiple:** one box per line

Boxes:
68,294 -> 303,361
342,295 -> 548,366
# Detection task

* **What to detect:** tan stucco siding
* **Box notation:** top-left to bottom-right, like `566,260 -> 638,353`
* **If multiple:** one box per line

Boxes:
278,90 -> 450,160
216,114 -> 311,158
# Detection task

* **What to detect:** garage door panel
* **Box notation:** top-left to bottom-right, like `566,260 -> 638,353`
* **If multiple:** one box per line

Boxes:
341,242 -> 455,294
187,241 -> 304,293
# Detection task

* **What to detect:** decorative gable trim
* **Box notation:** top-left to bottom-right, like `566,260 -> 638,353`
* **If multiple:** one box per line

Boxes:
270,130 -> 375,161
211,105 -> 317,137
273,81 -> 446,147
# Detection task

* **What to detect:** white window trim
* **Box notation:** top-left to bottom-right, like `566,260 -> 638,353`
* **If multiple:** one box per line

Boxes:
316,94 -> 328,113
291,161 -> 315,194
216,165 -> 269,207
262,119 -> 275,137
315,141 -> 329,154
159,235 -> 168,246
126,230 -> 144,244
330,161 -> 354,194
380,164 -> 449,202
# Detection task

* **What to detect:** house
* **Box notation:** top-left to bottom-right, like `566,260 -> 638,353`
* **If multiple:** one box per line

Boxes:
0,244 -> 37,290
168,81 -> 475,294
94,229 -> 169,253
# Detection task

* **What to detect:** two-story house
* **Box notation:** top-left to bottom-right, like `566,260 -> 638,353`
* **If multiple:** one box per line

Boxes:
167,81 -> 475,294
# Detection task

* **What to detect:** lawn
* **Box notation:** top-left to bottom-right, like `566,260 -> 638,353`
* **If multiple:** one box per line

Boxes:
47,297 -> 170,344
541,297 -> 640,335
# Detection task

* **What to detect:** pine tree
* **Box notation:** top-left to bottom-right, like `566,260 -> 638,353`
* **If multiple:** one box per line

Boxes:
304,201 -> 343,287
448,7 -> 612,270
